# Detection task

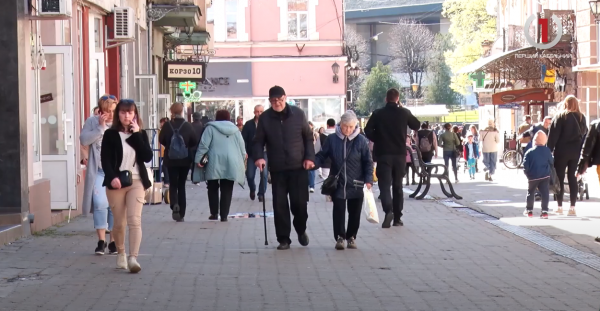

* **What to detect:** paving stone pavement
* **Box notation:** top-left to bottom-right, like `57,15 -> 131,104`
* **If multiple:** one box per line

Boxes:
1,176 -> 600,311
404,155 -> 600,257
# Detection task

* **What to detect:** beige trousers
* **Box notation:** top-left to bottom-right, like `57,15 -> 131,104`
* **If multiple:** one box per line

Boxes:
106,179 -> 145,257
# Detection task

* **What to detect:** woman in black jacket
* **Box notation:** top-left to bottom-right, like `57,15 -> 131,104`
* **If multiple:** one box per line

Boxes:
101,100 -> 153,273
314,111 -> 373,250
547,95 -> 588,216
577,119 -> 600,184
159,103 -> 198,222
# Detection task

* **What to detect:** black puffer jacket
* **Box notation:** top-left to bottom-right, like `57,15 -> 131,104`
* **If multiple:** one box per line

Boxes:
252,105 -> 315,172
578,119 -> 600,174
315,126 -> 373,199
158,117 -> 199,167
548,111 -> 587,158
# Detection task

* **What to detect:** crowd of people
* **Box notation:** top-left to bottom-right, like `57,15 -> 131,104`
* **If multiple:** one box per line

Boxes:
78,88 -> 600,273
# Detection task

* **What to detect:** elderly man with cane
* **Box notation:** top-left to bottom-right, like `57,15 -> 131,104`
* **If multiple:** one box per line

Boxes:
253,86 -> 315,250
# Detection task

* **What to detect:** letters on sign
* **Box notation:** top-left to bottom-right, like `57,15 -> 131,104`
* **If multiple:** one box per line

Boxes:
209,77 -> 230,85
163,61 -> 206,82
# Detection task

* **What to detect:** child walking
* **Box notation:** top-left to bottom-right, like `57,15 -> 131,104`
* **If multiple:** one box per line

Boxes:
523,131 -> 554,219
463,134 -> 479,180
405,135 -> 416,186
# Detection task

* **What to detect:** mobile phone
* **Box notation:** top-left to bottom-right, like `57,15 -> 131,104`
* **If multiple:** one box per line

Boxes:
129,117 -> 137,132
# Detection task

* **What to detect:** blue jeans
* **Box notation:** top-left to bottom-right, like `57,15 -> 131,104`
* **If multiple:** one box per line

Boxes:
308,170 -> 315,188
467,158 -> 476,176
93,169 -> 114,230
246,155 -> 268,196
482,152 -> 498,175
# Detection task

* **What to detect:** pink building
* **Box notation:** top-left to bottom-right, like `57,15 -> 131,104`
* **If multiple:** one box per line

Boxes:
190,0 -> 346,128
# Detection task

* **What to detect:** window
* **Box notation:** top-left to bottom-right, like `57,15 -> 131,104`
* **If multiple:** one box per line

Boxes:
311,98 -> 342,123
288,98 -> 308,118
225,0 -> 237,40
288,0 -> 308,40
94,18 -> 102,52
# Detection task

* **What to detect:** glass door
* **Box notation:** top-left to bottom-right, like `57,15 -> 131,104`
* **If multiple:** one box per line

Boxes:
40,46 -> 76,210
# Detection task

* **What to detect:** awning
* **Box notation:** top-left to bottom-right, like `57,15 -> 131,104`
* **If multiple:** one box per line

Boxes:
457,47 -> 534,74
406,105 -> 449,117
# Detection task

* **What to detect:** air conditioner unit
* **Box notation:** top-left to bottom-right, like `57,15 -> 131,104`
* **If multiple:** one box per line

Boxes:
113,7 -> 135,40
37,0 -> 72,17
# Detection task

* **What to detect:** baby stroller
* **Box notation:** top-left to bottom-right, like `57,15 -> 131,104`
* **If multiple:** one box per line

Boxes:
552,170 -> 590,201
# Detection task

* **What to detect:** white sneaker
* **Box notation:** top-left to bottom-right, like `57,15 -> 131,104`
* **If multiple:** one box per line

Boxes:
116,253 -> 128,270
128,256 -> 141,273
309,188 -> 315,193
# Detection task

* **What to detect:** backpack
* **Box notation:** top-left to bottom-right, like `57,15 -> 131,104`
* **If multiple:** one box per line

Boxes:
419,130 -> 433,153
167,121 -> 189,160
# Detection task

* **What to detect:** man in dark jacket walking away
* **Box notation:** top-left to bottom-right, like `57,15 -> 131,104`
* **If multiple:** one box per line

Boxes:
242,104 -> 267,202
253,86 -> 315,250
365,88 -> 420,228
159,103 -> 199,222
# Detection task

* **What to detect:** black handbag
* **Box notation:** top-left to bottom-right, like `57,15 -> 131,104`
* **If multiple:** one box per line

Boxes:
321,140 -> 353,196
107,148 -> 133,190
199,153 -> 209,166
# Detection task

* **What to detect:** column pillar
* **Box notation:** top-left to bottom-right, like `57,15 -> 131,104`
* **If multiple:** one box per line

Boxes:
0,1 -> 31,231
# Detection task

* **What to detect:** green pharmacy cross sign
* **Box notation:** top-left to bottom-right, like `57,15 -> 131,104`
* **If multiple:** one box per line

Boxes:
470,71 -> 486,88
178,81 -> 202,103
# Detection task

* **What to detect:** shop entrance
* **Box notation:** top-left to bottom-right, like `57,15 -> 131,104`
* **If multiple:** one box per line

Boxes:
40,46 -> 76,210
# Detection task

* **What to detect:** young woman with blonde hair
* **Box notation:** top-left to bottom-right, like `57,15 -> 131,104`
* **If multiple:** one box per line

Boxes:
547,95 -> 588,216
80,94 -> 117,255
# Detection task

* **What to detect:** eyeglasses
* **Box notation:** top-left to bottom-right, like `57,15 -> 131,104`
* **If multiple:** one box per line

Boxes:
100,95 -> 117,100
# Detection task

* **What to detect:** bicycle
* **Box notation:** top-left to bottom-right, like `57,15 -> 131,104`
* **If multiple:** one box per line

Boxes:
502,148 -> 523,169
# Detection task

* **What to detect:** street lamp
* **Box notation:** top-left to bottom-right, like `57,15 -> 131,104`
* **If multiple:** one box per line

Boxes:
591,1 -> 600,22
332,62 -> 340,83
350,66 -> 360,77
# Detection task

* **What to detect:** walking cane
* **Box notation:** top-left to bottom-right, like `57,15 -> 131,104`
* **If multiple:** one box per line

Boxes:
261,164 -> 268,246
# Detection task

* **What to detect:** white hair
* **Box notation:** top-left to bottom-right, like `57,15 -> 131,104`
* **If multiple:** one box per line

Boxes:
340,110 -> 358,125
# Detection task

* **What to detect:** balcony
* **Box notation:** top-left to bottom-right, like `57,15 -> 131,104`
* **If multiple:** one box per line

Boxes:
149,0 -> 202,28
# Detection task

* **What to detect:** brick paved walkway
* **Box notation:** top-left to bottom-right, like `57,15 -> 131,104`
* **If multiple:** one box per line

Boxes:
1,176 -> 600,311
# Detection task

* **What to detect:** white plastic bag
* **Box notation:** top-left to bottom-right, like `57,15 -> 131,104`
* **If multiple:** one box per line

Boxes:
363,187 -> 379,224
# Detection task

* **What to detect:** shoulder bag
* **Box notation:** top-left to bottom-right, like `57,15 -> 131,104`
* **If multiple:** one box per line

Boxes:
107,134 -> 133,190
321,140 -> 354,196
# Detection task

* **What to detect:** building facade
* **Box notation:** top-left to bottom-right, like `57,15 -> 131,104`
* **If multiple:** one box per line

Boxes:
0,0 -> 211,244
188,0 -> 346,129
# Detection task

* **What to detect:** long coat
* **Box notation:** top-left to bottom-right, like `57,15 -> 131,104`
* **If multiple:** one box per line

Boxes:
192,121 -> 246,185
79,115 -> 106,214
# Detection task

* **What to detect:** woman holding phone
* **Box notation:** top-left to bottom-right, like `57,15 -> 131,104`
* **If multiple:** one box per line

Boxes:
80,94 -> 117,255
101,99 -> 153,273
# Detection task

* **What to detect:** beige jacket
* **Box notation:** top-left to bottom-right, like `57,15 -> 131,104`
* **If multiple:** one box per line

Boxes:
479,127 -> 500,153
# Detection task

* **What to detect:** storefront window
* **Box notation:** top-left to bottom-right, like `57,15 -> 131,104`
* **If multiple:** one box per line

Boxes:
288,98 -> 308,118
195,100 -> 237,122
311,98 -> 341,123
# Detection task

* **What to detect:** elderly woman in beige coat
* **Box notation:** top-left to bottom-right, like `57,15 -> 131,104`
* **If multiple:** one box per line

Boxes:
479,119 -> 500,181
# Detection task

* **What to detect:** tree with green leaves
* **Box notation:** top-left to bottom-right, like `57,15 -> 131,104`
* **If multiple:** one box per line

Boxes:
357,62 -> 402,114
443,0 -> 496,94
425,34 -> 461,109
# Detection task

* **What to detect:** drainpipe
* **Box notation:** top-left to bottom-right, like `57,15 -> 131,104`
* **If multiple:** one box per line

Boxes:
148,3 -> 153,75
120,44 -> 127,98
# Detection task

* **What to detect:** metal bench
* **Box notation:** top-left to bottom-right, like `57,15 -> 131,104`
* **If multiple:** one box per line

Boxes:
408,143 -> 462,200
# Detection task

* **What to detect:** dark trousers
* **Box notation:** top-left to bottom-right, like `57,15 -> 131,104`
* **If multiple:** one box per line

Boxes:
376,155 -> 405,220
246,156 -> 268,196
168,165 -> 190,217
554,156 -> 579,207
161,159 -> 170,184
271,169 -> 309,244
332,197 -> 363,241
421,151 -> 434,163
443,150 -> 458,179
526,178 -> 550,212
207,179 -> 235,218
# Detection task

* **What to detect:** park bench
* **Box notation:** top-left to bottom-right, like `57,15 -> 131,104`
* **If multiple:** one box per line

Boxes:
408,143 -> 463,200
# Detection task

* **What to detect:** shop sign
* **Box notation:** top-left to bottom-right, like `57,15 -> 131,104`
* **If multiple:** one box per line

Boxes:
498,103 -> 521,109
198,77 -> 231,92
40,93 -> 53,103
164,61 -> 206,82
178,81 -> 203,103
491,88 -> 554,105
478,93 -> 492,106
